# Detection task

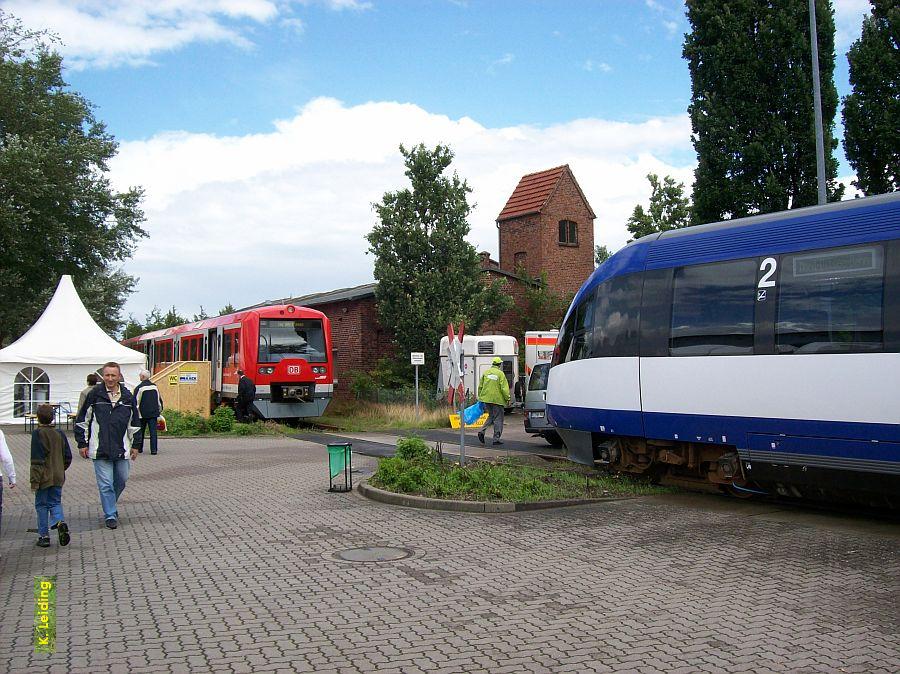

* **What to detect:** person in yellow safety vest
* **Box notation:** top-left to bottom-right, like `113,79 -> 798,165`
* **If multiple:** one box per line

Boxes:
477,356 -> 511,446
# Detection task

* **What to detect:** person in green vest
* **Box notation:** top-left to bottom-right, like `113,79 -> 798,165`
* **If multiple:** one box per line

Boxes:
477,356 -> 511,446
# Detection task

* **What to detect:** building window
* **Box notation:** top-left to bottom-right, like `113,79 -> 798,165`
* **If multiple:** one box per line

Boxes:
558,220 -> 578,245
14,367 -> 50,418
514,251 -> 527,270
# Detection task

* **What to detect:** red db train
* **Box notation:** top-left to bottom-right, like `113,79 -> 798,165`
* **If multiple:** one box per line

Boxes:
123,304 -> 333,420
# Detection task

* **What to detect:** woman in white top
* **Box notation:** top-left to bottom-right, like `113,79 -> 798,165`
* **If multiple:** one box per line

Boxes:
0,429 -> 18,554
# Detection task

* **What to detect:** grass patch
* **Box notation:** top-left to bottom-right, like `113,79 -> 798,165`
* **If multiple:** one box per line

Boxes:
309,399 -> 452,432
371,437 -> 672,502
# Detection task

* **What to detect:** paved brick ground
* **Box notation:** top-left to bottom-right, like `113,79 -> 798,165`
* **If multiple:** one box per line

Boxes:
1,428 -> 898,673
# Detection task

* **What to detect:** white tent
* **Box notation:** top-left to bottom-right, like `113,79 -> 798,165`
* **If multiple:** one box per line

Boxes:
0,276 -> 146,424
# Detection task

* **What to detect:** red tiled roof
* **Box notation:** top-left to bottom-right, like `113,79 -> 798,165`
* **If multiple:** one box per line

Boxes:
496,165 -> 568,221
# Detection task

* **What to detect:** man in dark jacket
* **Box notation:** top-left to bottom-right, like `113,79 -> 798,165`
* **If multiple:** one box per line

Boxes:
236,370 -> 256,423
133,369 -> 163,455
75,362 -> 140,530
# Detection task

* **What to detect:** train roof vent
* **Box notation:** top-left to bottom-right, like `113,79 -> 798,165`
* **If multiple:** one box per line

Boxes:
477,341 -> 494,354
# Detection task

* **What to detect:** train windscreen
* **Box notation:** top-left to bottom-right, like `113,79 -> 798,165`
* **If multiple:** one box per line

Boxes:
258,319 -> 327,363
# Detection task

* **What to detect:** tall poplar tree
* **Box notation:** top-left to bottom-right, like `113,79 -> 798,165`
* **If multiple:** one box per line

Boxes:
842,0 -> 900,195
683,0 -> 843,224
0,11 -> 145,345
367,144 -> 511,384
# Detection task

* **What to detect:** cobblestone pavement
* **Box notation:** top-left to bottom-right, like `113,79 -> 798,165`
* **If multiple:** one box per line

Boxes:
1,429 -> 898,673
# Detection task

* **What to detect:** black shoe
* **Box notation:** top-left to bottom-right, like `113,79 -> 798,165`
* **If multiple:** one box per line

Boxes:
138,448 -> 143,453
36,536 -> 50,547
105,518 -> 118,530
477,431 -> 485,445
493,439 -> 504,445
57,521 -> 70,546
150,452 -> 157,455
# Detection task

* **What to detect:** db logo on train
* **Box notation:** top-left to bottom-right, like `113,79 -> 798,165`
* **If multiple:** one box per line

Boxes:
287,365 -> 300,375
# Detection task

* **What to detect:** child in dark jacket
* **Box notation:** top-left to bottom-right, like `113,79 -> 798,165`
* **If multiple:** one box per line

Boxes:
31,404 -> 72,548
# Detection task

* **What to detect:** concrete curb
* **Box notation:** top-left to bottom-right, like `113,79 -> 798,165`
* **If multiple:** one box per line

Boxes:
357,481 -> 629,513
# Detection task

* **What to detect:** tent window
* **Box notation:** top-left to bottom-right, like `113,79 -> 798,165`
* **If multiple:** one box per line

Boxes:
14,367 -> 50,418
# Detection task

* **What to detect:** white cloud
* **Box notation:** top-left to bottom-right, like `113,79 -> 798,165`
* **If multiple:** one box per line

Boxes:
832,0 -> 870,51
3,0 -> 354,69
583,60 -> 612,73
487,52 -> 515,74
111,97 -> 694,317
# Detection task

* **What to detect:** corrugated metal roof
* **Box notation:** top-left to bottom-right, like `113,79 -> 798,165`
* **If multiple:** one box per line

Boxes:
496,165 -> 568,221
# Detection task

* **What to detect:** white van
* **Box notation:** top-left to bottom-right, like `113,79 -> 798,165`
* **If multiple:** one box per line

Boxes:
524,330 -> 559,377
438,334 -> 519,404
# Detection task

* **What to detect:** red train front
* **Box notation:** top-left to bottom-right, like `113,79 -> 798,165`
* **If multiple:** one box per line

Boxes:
123,304 -> 333,420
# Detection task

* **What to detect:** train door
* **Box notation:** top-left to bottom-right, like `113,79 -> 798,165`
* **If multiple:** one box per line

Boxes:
210,327 -> 222,393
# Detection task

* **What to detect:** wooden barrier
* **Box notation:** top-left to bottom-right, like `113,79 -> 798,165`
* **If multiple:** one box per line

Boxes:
151,361 -> 212,418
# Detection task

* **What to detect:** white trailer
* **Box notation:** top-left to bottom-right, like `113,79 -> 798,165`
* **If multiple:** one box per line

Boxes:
438,334 -> 519,403
524,330 -> 559,377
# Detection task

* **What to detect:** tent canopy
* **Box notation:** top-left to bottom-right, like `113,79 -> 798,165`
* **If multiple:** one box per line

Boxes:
0,276 -> 145,365
0,276 -> 146,424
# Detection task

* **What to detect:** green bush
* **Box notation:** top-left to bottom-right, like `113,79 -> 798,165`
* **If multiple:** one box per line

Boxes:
371,456 -> 674,502
208,405 -> 235,432
348,370 -> 377,399
233,423 -> 255,436
165,410 -> 209,436
395,435 -> 435,463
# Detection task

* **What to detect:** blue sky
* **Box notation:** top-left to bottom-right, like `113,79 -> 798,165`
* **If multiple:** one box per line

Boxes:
8,0 -> 872,323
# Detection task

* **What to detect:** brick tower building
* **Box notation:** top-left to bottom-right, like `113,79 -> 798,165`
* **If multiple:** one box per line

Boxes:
495,165 -> 595,296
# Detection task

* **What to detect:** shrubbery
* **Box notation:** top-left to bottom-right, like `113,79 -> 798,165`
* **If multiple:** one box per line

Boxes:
163,407 -> 275,437
207,405 -> 235,432
371,437 -> 672,502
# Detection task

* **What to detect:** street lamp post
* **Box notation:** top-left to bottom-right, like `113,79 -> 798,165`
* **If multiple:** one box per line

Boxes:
808,0 -> 827,205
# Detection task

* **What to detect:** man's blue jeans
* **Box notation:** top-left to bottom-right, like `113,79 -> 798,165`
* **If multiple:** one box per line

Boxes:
93,459 -> 130,521
35,486 -> 64,536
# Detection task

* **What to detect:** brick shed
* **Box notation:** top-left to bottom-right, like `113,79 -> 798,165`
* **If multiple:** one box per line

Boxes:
248,165 -> 596,394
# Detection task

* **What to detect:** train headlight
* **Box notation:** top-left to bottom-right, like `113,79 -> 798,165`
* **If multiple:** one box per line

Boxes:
258,367 -> 275,375
312,366 -> 326,374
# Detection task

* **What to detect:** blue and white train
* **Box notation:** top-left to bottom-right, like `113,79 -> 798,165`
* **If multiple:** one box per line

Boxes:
547,192 -> 900,506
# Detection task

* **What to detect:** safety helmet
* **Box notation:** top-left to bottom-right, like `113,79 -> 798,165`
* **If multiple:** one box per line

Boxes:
492,356 -> 502,365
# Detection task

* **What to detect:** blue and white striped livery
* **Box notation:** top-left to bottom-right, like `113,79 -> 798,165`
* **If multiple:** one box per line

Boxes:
547,192 -> 900,506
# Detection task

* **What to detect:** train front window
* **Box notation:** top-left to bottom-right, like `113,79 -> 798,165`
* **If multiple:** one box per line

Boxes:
258,319 -> 327,363
777,245 -> 884,353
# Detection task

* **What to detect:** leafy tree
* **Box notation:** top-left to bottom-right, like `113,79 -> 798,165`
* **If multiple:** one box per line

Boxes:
626,173 -> 691,241
218,303 -> 236,316
0,11 -> 145,346
516,269 -> 571,335
684,0 -> 843,224
594,245 -> 611,265
367,143 -> 512,384
842,0 -> 900,195
192,306 -> 210,322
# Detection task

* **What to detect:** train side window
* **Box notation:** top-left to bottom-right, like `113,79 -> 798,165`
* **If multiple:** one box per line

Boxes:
593,273 -> 642,358
568,289 -> 595,361
552,313 -> 575,367
670,259 -> 756,356
223,332 -> 232,366
776,245 -> 884,354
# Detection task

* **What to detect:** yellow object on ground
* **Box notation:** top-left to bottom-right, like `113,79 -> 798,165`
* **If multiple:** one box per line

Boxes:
449,413 -> 489,429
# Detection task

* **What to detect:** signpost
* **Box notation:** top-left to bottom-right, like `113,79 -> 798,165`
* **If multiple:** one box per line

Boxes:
446,323 -> 466,466
410,352 -> 424,420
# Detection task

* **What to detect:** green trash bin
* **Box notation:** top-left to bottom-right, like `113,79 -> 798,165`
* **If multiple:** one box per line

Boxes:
327,442 -> 352,492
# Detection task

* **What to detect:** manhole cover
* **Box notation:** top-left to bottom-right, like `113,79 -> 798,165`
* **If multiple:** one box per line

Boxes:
335,546 -> 413,562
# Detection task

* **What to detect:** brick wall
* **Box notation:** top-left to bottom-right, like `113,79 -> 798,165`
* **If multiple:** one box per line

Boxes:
313,296 -> 395,396
498,170 -> 595,298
